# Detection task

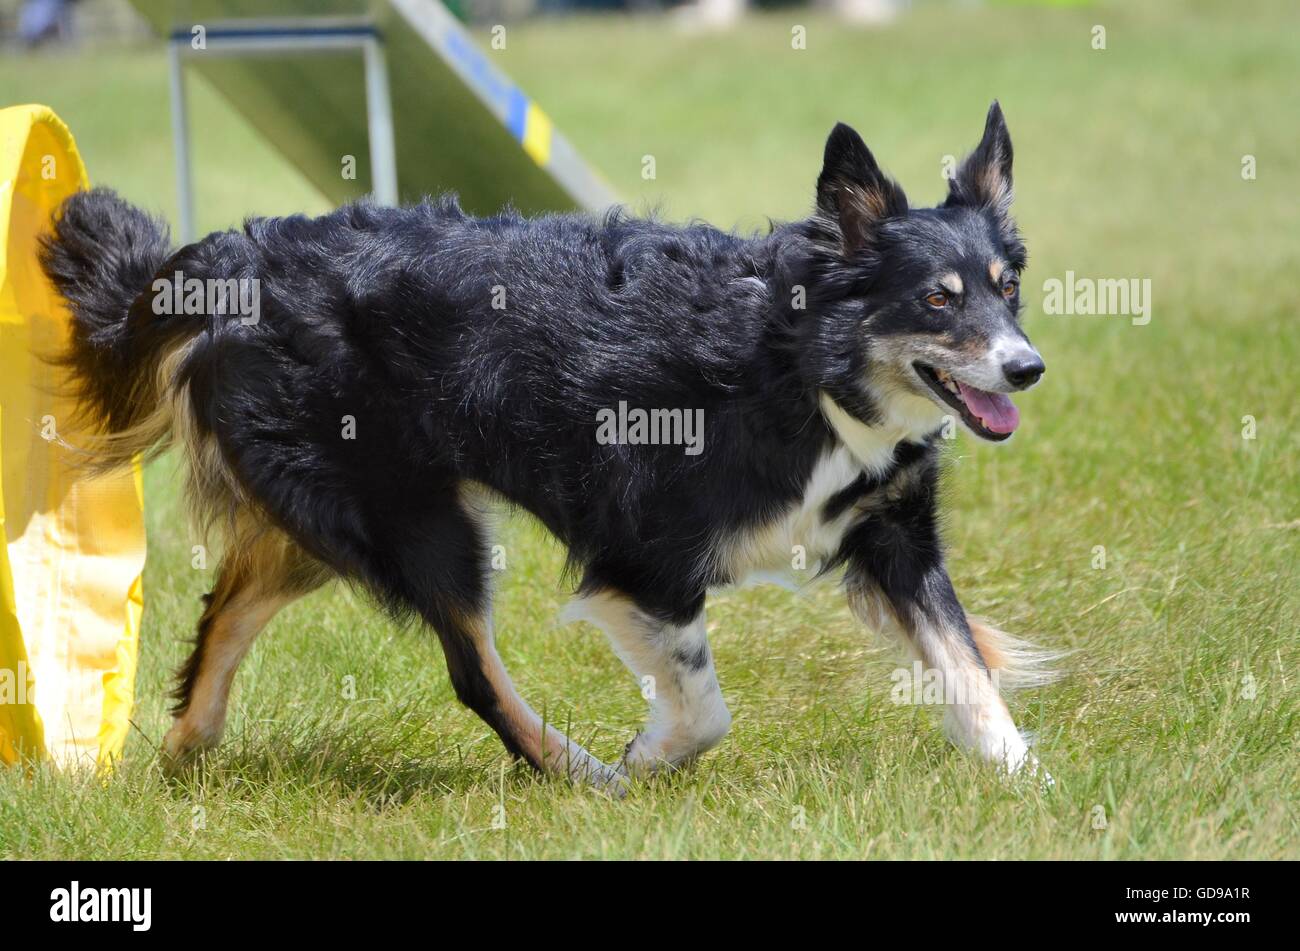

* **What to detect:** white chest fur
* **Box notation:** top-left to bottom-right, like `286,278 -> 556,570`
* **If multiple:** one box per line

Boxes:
716,444 -> 861,588
717,390 -> 942,589
818,392 -> 922,475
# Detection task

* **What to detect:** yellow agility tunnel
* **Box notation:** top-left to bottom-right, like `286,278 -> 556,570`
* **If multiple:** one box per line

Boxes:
0,104 -> 145,769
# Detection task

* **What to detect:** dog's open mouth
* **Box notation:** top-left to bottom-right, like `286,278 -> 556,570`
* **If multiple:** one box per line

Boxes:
914,363 -> 1019,441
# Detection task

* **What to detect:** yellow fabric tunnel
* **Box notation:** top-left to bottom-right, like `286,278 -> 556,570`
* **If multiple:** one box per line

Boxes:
0,104 -> 146,769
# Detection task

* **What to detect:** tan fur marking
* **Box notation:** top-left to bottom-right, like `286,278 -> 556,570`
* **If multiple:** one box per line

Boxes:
968,617 -> 1008,671
455,611 -> 544,762
167,589 -> 291,754
966,614 -> 1063,690
853,184 -> 887,220
979,164 -> 1011,210
60,337 -> 197,475
171,380 -> 248,539
164,517 -> 328,762
453,607 -> 613,783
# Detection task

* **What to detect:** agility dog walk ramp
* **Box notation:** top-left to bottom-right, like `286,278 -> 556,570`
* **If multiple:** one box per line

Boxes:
128,0 -> 617,240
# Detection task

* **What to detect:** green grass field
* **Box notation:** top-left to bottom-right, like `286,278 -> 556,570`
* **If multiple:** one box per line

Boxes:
1,0 -> 1296,859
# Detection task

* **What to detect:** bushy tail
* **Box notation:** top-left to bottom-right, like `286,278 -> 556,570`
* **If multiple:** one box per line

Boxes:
38,188 -> 187,472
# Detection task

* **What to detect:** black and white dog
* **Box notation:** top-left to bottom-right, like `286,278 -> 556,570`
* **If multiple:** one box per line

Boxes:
41,102 -> 1051,788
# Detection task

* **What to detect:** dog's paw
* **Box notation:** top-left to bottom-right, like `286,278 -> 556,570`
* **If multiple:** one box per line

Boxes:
585,764 -> 631,799
160,720 -> 220,776
1026,757 -> 1055,792
617,731 -> 695,781
548,746 -> 630,797
1004,751 -> 1054,791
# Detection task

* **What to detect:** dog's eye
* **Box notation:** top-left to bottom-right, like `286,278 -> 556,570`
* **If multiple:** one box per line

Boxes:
925,292 -> 948,308
1001,280 -> 1019,299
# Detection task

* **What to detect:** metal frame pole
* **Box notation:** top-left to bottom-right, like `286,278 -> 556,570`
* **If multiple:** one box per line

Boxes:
165,21 -> 400,242
168,40 -> 196,244
363,37 -> 399,206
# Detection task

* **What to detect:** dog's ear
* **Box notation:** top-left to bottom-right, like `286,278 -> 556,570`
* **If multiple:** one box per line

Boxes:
945,101 -> 1014,217
816,123 -> 908,255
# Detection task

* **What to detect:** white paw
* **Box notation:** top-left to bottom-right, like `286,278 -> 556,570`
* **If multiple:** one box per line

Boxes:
999,743 -> 1054,791
619,731 -> 679,779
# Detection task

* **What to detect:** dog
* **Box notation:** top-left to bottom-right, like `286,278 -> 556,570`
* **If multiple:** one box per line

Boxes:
40,101 -> 1052,789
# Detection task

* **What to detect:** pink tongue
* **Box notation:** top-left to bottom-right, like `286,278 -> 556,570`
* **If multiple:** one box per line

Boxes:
956,382 -> 1020,434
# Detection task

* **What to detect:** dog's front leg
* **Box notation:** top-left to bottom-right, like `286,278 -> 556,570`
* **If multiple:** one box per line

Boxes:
843,538 -> 1032,774
563,588 -> 730,778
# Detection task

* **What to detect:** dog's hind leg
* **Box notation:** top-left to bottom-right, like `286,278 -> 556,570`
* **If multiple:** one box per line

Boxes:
563,587 -> 730,778
387,492 -> 622,791
435,597 -> 623,789
164,520 -> 330,767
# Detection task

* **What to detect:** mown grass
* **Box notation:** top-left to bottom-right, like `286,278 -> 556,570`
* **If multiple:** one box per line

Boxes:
0,0 -> 1296,858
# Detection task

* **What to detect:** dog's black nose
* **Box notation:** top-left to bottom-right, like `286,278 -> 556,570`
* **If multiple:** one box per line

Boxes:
1002,355 -> 1045,389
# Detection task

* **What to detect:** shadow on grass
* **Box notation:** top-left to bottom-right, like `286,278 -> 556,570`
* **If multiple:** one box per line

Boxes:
157,700 -> 547,809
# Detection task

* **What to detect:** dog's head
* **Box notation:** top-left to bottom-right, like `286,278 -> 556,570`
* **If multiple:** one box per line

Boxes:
807,102 -> 1042,442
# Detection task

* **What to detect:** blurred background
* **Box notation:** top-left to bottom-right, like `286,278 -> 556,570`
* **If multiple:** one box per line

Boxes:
0,0 -> 1295,858
1,0 -> 1133,238
4,0 -> 967,46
